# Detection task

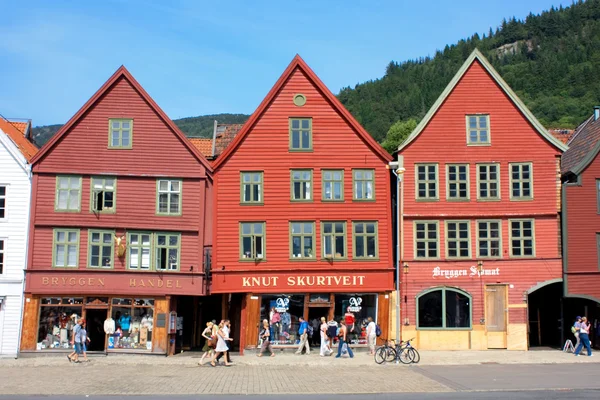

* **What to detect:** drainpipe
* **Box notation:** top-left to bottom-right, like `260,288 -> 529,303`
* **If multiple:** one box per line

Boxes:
389,156 -> 405,346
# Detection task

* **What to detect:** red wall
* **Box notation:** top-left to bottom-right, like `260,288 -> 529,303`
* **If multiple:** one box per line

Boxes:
212,67 -> 393,292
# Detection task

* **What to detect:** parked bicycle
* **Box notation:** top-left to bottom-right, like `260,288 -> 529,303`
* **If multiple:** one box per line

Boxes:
374,338 -> 420,364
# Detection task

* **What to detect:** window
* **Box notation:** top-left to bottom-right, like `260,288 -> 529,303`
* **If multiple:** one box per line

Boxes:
322,170 -> 344,201
240,222 -> 265,260
241,172 -> 263,204
510,163 -> 533,200
0,186 -> 5,220
417,288 -> 472,329
156,179 -> 182,215
291,170 -> 312,201
446,221 -> 471,258
0,239 -> 4,274
53,229 -> 79,268
353,222 -> 378,259
353,170 -> 375,200
334,294 -> 378,345
477,220 -> 502,258
596,180 -> 600,214
155,233 -> 180,271
290,222 -> 315,259
477,164 -> 500,200
510,219 -> 535,257
55,176 -> 81,212
466,115 -> 490,145
128,232 -> 152,270
109,119 -> 132,149
258,295 -> 305,345
447,164 -> 469,200
88,230 -> 114,268
110,298 -> 154,351
597,234 -> 600,270
415,164 -> 438,200
37,297 -> 83,351
289,118 -> 312,150
91,177 -> 116,213
414,221 -> 439,259
322,221 -> 346,259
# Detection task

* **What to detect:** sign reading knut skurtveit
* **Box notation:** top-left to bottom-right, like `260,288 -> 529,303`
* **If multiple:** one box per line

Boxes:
432,266 -> 500,279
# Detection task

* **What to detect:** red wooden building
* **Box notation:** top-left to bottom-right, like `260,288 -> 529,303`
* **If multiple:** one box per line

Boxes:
396,49 -> 567,350
562,107 -> 600,342
20,67 -> 214,355
211,55 -> 394,352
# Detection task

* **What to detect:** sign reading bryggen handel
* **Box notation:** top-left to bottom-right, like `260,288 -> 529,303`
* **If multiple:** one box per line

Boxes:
432,266 -> 500,279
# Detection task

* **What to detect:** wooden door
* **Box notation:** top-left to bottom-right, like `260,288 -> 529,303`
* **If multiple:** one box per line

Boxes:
485,285 -> 507,349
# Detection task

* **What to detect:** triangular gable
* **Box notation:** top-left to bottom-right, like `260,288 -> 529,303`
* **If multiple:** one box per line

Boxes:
0,118 -> 37,161
398,48 -> 568,152
213,55 -> 392,169
0,129 -> 29,173
30,66 -> 213,172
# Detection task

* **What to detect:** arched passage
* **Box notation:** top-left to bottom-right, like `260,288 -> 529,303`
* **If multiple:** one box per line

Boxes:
527,280 -> 563,348
563,294 -> 600,351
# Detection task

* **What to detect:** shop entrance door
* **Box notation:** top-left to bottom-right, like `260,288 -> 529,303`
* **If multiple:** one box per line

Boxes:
485,285 -> 508,349
308,307 -> 329,347
86,309 -> 108,351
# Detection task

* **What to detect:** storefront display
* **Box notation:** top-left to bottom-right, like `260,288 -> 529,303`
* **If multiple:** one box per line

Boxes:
37,297 -> 83,350
109,298 -> 154,351
259,294 -> 304,346
334,294 -> 377,345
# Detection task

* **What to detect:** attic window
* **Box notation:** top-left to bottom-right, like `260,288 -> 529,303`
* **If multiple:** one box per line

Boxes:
293,94 -> 307,107
109,119 -> 133,149
466,115 -> 490,145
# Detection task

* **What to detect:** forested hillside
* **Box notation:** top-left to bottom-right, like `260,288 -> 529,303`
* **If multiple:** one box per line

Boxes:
338,0 -> 600,143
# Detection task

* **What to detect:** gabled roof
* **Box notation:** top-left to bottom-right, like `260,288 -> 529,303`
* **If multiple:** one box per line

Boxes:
562,115 -> 600,175
30,66 -> 213,172
189,138 -> 214,157
213,55 -> 392,169
0,116 -> 37,161
398,48 -> 568,152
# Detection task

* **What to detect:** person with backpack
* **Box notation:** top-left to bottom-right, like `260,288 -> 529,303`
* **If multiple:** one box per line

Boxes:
572,316 -> 582,351
366,316 -> 377,355
295,316 -> 310,355
574,316 -> 593,357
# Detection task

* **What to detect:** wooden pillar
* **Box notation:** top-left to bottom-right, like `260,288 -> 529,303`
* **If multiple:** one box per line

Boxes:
221,294 -> 228,320
20,295 -> 39,351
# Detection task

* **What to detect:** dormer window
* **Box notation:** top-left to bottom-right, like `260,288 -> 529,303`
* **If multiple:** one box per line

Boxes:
109,119 -> 133,149
466,115 -> 490,145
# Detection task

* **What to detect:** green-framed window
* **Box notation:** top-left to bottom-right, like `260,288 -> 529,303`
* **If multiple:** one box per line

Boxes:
477,164 -> 500,200
322,170 -> 344,201
477,220 -> 502,258
241,172 -> 263,204
91,177 -> 116,213
353,169 -> 374,200
127,232 -> 152,270
53,229 -> 80,268
155,233 -> 181,271
322,221 -> 346,259
289,118 -> 312,151
109,119 -> 132,149
240,222 -> 265,260
353,221 -> 378,259
291,170 -> 312,201
414,221 -> 439,259
510,163 -> 533,200
415,164 -> 438,200
417,287 -> 472,329
55,176 -> 82,212
446,164 -> 469,200
290,222 -> 315,259
157,179 -> 182,215
466,115 -> 490,145
88,230 -> 114,268
445,221 -> 471,259
509,219 -> 535,257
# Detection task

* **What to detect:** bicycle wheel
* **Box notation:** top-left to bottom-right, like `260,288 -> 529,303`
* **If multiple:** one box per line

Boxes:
398,347 -> 413,364
409,348 -> 420,364
374,346 -> 389,364
385,347 -> 396,362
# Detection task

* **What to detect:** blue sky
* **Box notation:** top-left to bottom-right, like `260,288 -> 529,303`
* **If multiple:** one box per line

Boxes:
1,0 -> 570,126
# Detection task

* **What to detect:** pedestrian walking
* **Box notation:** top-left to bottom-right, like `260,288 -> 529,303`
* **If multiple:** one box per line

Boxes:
572,316 -> 582,351
258,319 -> 275,357
67,318 -> 84,363
366,316 -> 377,355
80,321 -> 90,362
215,319 -> 233,364
295,317 -> 310,355
335,320 -> 354,358
211,321 -> 233,367
199,321 -> 215,365
319,317 -> 331,356
574,316 -> 593,357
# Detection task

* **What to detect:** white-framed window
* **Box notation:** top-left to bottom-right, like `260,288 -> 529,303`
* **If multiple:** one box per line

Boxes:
0,185 -> 6,220
466,115 -> 490,145
0,239 -> 4,274
157,179 -> 182,215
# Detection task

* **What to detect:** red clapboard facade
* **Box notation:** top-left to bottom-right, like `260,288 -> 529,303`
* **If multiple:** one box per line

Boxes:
396,49 -> 567,350
21,67 -> 213,355
211,55 -> 394,352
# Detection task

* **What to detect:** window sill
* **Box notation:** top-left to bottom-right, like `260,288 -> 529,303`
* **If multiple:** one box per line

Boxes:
509,198 -> 534,202
415,199 -> 439,202
290,199 -> 314,203
353,257 -> 380,262
288,149 -> 314,153
414,257 -> 441,261
477,256 -> 503,260
476,198 -> 501,202
446,198 -> 470,202
87,266 -> 114,270
155,213 -> 182,217
322,199 -> 345,202
90,210 -> 116,214
289,258 -> 317,262
154,269 -> 180,273
107,147 -> 133,150
54,209 -> 81,213
508,255 -> 536,259
239,259 -> 267,263
51,266 -> 79,269
416,327 -> 473,331
240,202 -> 264,206
352,199 -> 376,202
446,257 -> 473,260
320,258 -> 348,262
466,143 -> 491,147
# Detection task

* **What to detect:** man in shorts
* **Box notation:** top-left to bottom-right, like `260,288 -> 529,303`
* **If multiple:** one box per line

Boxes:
67,318 -> 84,363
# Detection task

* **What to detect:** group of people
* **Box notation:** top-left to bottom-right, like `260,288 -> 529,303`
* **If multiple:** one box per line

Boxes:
572,316 -> 593,356
66,318 -> 89,363
199,319 -> 234,367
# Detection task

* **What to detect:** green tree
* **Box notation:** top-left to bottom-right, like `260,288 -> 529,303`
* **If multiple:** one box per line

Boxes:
381,119 -> 418,154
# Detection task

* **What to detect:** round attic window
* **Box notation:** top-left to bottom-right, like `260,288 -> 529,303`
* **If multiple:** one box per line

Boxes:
293,94 -> 307,107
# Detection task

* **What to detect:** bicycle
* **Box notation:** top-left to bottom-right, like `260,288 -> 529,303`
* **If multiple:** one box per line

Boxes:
374,338 -> 420,364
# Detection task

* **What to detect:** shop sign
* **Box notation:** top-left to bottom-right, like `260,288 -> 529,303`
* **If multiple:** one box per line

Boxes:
274,297 -> 289,312
41,277 -> 106,287
432,266 -> 500,279
241,275 -> 366,288
348,297 -> 362,312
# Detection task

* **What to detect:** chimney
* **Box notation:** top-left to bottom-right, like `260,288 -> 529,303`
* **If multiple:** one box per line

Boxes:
595,106 -> 600,122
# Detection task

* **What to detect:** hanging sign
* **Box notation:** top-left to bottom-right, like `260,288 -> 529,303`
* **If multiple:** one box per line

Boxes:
275,297 -> 289,312
348,297 -> 363,312
432,266 -> 500,279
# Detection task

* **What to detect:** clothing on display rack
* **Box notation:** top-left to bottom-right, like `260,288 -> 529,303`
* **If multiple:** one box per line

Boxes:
119,314 -> 131,330
104,317 -> 116,335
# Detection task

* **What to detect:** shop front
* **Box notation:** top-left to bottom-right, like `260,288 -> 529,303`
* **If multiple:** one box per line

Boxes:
20,270 -> 205,355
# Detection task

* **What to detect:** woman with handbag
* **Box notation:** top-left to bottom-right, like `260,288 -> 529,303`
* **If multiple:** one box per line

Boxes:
258,319 -> 275,357
198,321 -> 215,366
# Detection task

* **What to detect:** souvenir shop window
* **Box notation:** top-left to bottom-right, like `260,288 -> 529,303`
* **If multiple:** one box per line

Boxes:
417,287 -> 471,329
37,297 -> 83,350
109,298 -> 154,351
334,294 -> 377,345
259,294 -> 304,346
